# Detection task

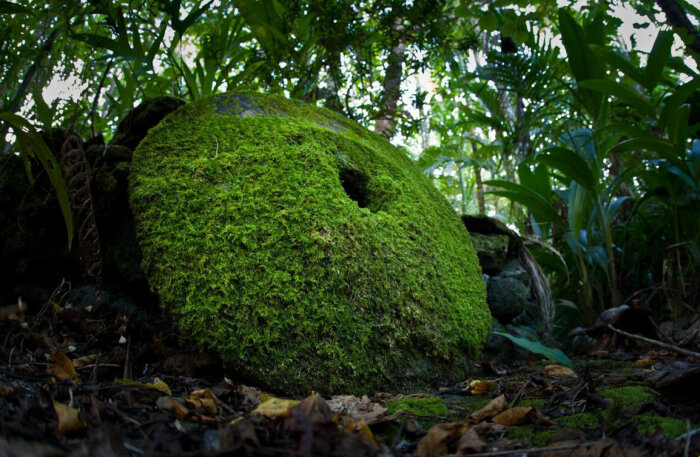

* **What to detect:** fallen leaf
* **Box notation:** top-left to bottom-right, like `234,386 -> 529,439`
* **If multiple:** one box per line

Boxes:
160,397 -> 189,420
469,379 -> 495,395
53,400 -> 86,435
492,407 -> 535,426
456,427 -> 487,453
0,298 -> 25,323
468,394 -> 507,424
235,385 -> 262,411
327,395 -> 388,425
72,354 -> 97,369
342,419 -> 378,448
116,377 -> 172,396
544,364 -> 578,378
290,393 -> 332,424
49,352 -> 80,384
251,396 -> 300,418
415,423 -> 469,456
185,388 -> 218,415
0,384 -> 16,397
635,358 -> 654,367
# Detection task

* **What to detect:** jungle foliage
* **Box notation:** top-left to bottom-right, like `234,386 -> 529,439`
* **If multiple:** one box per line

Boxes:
1,0 -> 699,340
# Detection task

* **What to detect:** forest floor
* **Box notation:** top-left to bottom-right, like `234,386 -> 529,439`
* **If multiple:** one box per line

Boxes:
1,295 -> 699,457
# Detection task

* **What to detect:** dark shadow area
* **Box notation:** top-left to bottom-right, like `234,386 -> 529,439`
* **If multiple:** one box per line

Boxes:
339,168 -> 370,209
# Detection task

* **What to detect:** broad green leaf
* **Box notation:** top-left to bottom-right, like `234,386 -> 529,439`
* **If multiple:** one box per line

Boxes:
485,180 -> 565,228
493,332 -> 574,369
644,30 -> 673,90
558,9 -> 602,82
604,51 -> 645,86
536,147 -> 598,192
0,112 -> 73,248
578,79 -> 655,117
659,77 -> 700,129
667,104 -> 690,147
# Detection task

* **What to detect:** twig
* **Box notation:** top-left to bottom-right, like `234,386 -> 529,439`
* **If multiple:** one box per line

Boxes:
445,440 -> 603,456
391,413 -> 408,452
607,325 -> 700,358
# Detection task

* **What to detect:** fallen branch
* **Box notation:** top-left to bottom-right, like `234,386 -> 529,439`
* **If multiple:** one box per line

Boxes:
608,325 -> 700,359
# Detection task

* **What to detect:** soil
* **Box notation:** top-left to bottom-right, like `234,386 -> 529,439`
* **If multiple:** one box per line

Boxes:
1,290 -> 698,457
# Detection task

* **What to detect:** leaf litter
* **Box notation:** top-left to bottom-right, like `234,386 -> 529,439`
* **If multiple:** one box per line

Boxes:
0,295 -> 698,456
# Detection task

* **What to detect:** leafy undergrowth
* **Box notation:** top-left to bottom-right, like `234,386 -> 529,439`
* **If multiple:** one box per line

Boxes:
1,297 -> 699,457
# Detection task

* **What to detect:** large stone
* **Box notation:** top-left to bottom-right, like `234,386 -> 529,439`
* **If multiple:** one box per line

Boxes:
129,93 -> 491,394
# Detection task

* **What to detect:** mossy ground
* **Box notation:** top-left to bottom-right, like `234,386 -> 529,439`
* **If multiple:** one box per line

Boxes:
383,361 -> 696,449
129,92 -> 490,395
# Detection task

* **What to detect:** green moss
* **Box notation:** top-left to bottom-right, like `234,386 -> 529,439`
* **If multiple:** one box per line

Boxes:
505,426 -> 553,447
518,398 -> 547,409
554,412 -> 600,429
636,413 -> 688,438
385,396 -> 450,417
599,386 -> 655,413
129,92 -> 491,395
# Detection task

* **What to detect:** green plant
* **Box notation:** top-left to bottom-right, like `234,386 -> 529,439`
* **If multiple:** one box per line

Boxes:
0,112 -> 73,247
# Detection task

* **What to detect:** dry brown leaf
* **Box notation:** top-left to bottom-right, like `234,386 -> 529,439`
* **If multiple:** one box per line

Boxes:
0,384 -> 16,397
0,299 -> 25,323
49,352 -> 80,384
635,358 -> 655,367
456,428 -> 486,454
235,385 -> 261,410
492,407 -> 534,426
116,377 -> 172,396
327,395 -> 388,425
72,354 -> 97,369
415,423 -> 469,456
161,397 -> 190,420
469,379 -> 495,395
343,419 -> 378,448
185,389 -> 218,415
252,396 -> 299,418
544,364 -> 578,378
468,394 -> 507,424
53,400 -> 86,435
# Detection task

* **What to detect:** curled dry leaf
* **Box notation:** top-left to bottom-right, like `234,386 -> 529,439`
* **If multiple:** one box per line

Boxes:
544,364 -> 578,378
160,397 -> 190,420
235,385 -> 262,411
468,394 -> 507,424
185,389 -> 218,415
415,423 -> 469,456
49,352 -> 80,384
469,379 -> 495,395
492,407 -> 535,426
342,419 -> 378,448
456,427 -> 486,454
53,400 -> 86,435
327,395 -> 388,425
72,354 -> 97,369
635,358 -> 655,367
116,377 -> 172,396
252,396 -> 300,419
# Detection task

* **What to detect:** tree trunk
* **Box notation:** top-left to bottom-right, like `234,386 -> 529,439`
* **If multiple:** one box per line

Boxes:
470,139 -> 486,215
656,0 -> 700,66
375,18 -> 405,139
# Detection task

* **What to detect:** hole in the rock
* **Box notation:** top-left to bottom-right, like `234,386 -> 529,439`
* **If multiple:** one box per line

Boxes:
339,168 -> 369,208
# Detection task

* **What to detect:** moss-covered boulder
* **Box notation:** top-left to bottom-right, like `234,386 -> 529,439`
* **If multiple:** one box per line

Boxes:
129,92 -> 490,394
